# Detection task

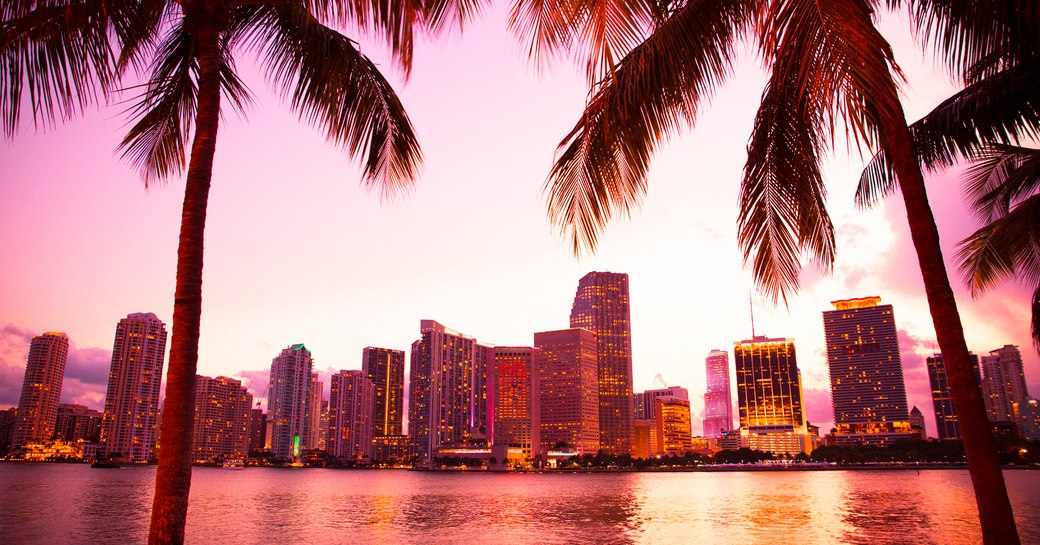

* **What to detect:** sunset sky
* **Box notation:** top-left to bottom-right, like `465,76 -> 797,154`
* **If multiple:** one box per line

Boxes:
1,6 -> 1037,437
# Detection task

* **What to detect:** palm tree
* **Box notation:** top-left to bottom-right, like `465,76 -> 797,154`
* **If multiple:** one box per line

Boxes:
510,0 -> 1032,542
3,1 -> 479,543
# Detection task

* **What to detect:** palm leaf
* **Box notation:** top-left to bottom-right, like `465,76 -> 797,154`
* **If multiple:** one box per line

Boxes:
856,60 -> 1040,208
962,145 -> 1040,224
543,0 -> 755,254
956,192 -> 1040,295
234,1 -> 422,196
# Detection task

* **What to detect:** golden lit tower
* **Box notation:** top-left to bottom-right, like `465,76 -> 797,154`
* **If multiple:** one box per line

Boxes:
734,336 -> 811,455
823,297 -> 912,446
12,332 -> 69,447
362,347 -> 405,437
101,313 -> 167,461
569,271 -> 634,455
328,370 -> 374,462
492,347 -> 541,458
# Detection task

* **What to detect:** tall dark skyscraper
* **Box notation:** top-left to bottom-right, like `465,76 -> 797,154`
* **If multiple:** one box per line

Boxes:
734,336 -> 810,455
268,344 -> 313,461
823,297 -> 911,446
534,329 -> 600,455
101,313 -> 167,461
408,320 -> 487,462
927,352 -> 982,440
362,347 -> 405,437
569,271 -> 634,455
13,332 -> 69,447
703,349 -> 733,439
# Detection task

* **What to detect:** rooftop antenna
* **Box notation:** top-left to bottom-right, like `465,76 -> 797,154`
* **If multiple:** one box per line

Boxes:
749,290 -> 756,338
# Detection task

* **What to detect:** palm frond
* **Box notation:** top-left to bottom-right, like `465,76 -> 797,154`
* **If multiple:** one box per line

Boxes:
1032,282 -> 1040,353
856,60 -> 1040,208
0,0 -> 131,135
509,0 -> 581,67
962,145 -> 1040,224
956,193 -> 1040,295
234,1 -> 422,197
544,0 -> 755,254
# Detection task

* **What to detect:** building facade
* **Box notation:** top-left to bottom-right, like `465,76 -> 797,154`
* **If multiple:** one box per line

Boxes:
268,344 -> 314,461
306,373 -> 325,450
909,406 -> 927,440
634,387 -> 690,421
247,407 -> 267,453
492,346 -> 541,457
534,329 -> 600,455
655,396 -> 693,455
13,332 -> 69,447
569,271 -> 634,455
54,403 -> 103,443
703,349 -> 734,439
981,345 -> 1030,425
192,375 -> 252,462
823,297 -> 912,446
101,313 -> 167,461
734,336 -> 811,455
328,370 -> 375,462
362,347 -> 405,437
926,352 -> 982,440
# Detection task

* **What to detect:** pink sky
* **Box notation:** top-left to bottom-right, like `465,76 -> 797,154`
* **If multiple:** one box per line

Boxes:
0,7 -> 1037,437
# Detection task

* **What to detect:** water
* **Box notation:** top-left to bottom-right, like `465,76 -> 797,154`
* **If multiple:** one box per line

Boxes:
2,465 -> 1039,544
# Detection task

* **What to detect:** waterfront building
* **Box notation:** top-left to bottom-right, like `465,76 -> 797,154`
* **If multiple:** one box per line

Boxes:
13,332 -> 69,447
633,419 -> 653,459
192,375 -> 252,462
822,297 -> 912,446
734,336 -> 811,455
1016,399 -> 1040,441
981,345 -> 1031,425
408,320 -> 489,462
268,344 -> 314,461
703,349 -> 734,439
635,387 -> 690,421
247,407 -> 266,453
534,328 -> 600,455
362,347 -> 405,437
54,404 -> 103,443
0,408 -> 16,453
909,406 -> 927,440
926,352 -> 982,440
306,373 -> 324,450
570,271 -> 634,455
101,313 -> 167,461
655,396 -> 693,455
328,370 -> 375,462
492,347 -> 541,457
372,434 -> 410,463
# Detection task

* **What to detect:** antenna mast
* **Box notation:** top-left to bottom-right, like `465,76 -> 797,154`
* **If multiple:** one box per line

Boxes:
749,291 -> 756,338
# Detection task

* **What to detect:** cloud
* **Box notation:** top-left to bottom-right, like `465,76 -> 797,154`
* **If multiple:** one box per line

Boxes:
234,369 -> 271,405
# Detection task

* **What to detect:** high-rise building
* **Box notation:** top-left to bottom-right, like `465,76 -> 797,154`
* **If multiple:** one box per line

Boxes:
634,387 -> 690,420
822,297 -> 912,446
632,419 -> 653,459
247,407 -> 267,453
473,343 -> 494,439
408,320 -> 487,462
655,396 -> 693,455
734,336 -> 811,455
570,271 -> 634,455
0,408 -> 17,454
926,352 -> 982,440
1016,399 -> 1040,441
909,406 -> 927,440
328,370 -> 374,462
101,313 -> 167,461
306,373 -> 324,450
362,347 -> 405,437
534,328 -> 600,455
981,345 -> 1030,425
13,332 -> 69,447
703,349 -> 734,439
492,347 -> 541,457
192,375 -> 252,462
54,404 -> 103,443
268,344 -> 313,461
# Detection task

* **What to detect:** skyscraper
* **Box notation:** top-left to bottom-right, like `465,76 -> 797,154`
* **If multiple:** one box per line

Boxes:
408,320 -> 485,462
328,370 -> 374,462
655,396 -> 693,455
981,345 -> 1030,424
492,346 -> 541,457
734,336 -> 810,455
926,352 -> 982,440
362,347 -> 405,437
12,332 -> 69,447
823,297 -> 912,446
306,373 -> 324,450
909,406 -> 927,440
247,406 -> 267,453
534,328 -> 600,455
192,375 -> 252,462
101,313 -> 167,461
703,349 -> 733,438
569,271 -> 634,455
268,344 -> 313,461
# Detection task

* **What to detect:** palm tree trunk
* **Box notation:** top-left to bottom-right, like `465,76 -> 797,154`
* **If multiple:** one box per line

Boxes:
148,24 -> 223,545
881,99 -> 1021,545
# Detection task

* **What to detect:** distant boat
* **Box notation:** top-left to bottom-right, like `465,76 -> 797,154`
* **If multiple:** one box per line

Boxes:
91,461 -> 120,469
222,458 -> 245,470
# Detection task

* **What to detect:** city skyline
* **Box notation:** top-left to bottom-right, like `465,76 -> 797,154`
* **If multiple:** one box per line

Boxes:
2,6 -> 1039,440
